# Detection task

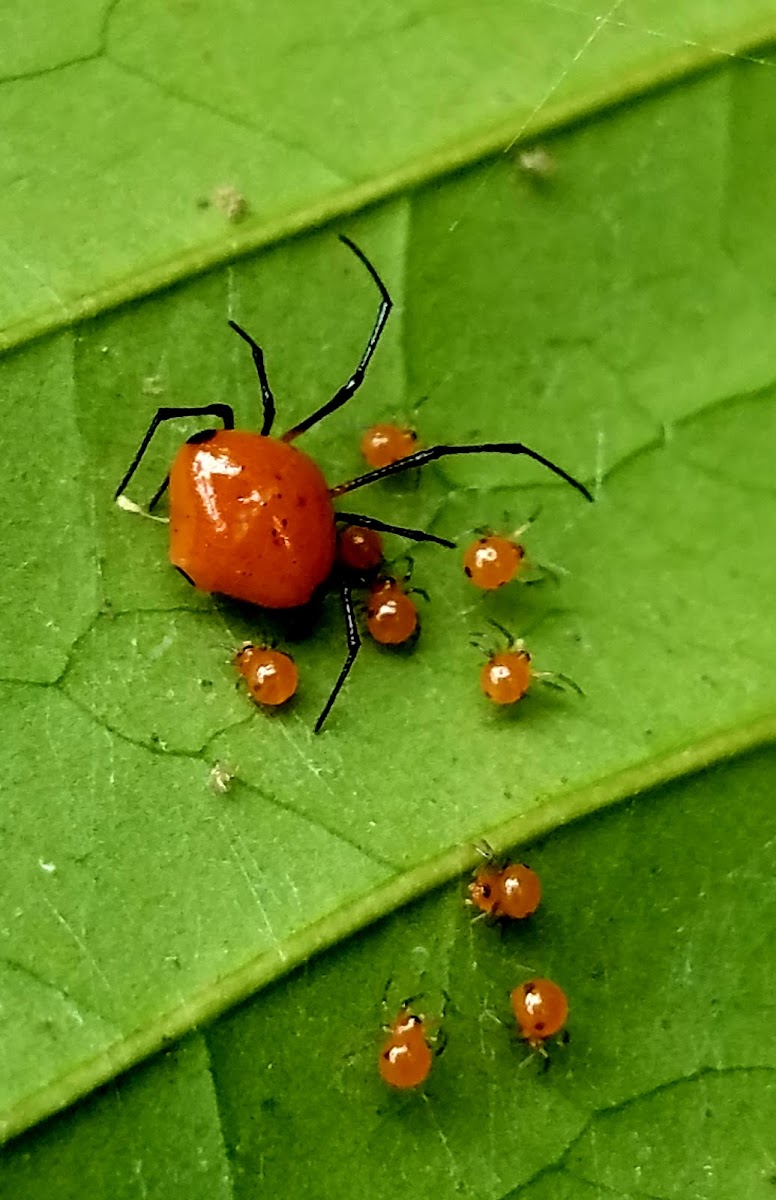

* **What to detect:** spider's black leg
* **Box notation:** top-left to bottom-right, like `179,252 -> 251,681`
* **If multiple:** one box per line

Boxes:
433,1029 -> 449,1059
282,236 -> 392,442
228,321 -> 276,436
330,443 -> 593,503
149,475 -> 171,512
334,510 -> 455,549
114,404 -> 235,506
314,581 -> 361,734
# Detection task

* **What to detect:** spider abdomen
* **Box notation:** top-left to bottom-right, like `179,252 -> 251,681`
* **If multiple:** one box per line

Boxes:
169,429 -> 336,608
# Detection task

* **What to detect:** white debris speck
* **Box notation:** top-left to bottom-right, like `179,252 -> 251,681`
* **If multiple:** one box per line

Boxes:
209,761 -> 237,795
148,633 -> 175,663
142,375 -> 164,397
518,147 -> 556,178
211,184 -> 248,222
115,494 -> 169,523
116,494 -> 144,515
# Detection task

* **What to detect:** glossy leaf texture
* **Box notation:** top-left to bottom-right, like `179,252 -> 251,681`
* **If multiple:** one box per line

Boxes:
1,745 -> 773,1199
2,0 -> 776,1154
1,0 -> 775,347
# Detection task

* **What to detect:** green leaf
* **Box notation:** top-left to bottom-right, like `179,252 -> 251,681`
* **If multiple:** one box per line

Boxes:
2,0 -> 775,348
2,0 -> 776,1160
2,745 -> 773,1198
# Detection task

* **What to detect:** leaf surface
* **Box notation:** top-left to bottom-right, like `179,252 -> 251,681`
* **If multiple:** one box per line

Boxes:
2,746 -> 773,1198
2,0 -> 775,346
1,0 -> 776,1153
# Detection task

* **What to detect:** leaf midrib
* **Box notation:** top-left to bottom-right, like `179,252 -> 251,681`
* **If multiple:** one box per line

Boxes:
2,14 -> 775,357
3,706 -> 774,1146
